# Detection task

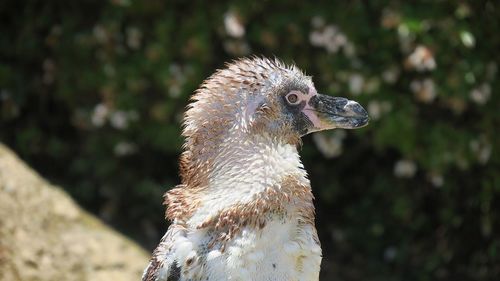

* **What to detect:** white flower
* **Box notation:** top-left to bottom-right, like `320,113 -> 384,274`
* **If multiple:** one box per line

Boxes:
91,103 -> 109,127
367,100 -> 392,120
406,45 -> 436,71
313,130 -> 346,158
348,73 -> 364,95
470,138 -> 492,165
382,66 -> 400,84
309,22 -> 352,56
394,159 -> 417,178
110,111 -> 128,129
109,110 -> 139,130
309,30 -> 325,47
428,172 -> 444,188
224,12 -> 245,38
460,31 -> 475,48
469,83 -> 491,105
410,78 -> 436,103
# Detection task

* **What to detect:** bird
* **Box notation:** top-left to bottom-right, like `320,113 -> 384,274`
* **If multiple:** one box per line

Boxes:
142,57 -> 369,281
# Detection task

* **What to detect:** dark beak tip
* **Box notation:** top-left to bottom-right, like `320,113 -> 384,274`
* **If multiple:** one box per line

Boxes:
360,116 -> 370,127
348,102 -> 369,128
346,101 -> 368,116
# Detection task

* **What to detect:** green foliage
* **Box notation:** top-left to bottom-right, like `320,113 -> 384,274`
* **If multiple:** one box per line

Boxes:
1,1 -> 499,280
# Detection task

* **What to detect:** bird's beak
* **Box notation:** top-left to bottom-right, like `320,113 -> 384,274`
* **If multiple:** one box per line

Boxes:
303,94 -> 369,131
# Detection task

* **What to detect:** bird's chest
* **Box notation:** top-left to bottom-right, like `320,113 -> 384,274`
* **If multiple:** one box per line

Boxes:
203,215 -> 322,281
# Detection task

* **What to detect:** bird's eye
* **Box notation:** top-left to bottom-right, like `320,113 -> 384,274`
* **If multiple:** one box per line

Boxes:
286,93 -> 300,105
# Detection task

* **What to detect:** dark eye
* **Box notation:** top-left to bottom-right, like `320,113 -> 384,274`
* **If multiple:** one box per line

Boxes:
286,93 -> 299,105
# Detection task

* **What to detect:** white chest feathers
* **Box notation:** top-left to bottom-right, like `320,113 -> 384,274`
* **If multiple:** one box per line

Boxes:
161,212 -> 322,281
220,215 -> 322,281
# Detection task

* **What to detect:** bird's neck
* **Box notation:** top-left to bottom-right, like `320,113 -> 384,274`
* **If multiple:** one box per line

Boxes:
165,133 -> 313,232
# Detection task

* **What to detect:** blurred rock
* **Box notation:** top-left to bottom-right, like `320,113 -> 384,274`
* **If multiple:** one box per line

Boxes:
0,143 -> 149,281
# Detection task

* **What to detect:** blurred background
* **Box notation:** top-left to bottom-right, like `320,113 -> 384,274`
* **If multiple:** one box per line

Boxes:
1,0 -> 499,280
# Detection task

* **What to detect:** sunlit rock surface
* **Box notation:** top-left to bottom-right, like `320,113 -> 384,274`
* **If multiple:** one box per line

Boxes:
0,143 -> 149,281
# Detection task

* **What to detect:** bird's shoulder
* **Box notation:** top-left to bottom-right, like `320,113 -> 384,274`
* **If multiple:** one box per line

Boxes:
142,223 -> 187,281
